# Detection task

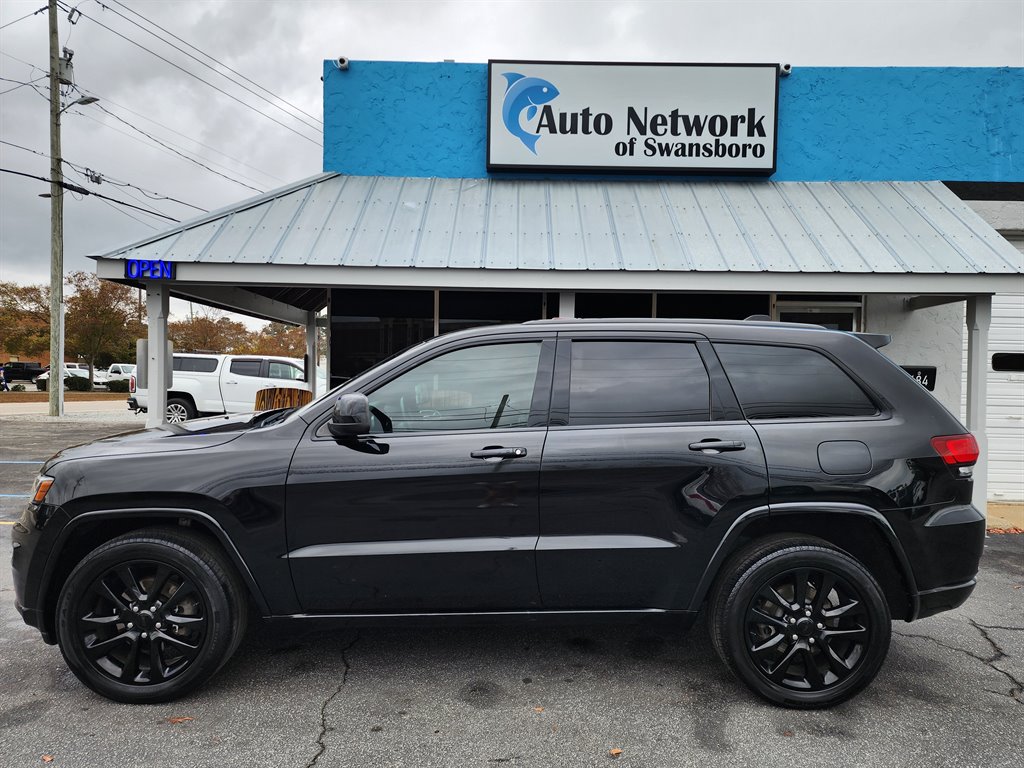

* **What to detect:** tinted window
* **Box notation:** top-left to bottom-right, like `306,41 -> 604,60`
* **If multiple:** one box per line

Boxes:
369,342 -> 543,432
268,361 -> 303,381
230,360 -> 263,377
173,357 -> 218,373
569,341 -> 710,425
715,344 -> 877,419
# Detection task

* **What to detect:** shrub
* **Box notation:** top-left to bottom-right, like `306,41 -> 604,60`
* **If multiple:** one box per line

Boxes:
11,384 -> 26,391
106,379 -> 130,393
65,376 -> 93,392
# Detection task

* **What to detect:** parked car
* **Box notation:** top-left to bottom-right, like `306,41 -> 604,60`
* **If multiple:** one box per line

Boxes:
13,318 -> 984,707
2,361 -> 46,381
129,353 -> 315,423
105,363 -> 136,382
35,366 -> 108,390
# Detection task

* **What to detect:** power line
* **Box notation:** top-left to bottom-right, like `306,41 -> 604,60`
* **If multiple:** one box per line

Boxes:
108,0 -> 321,126
103,0 -> 322,132
1,48 -> 285,185
1,166 -> 180,220
58,1 -> 322,146
0,138 -> 208,212
70,107 -> 271,192
0,50 -> 46,72
0,5 -> 47,32
65,160 -> 165,224
93,103 -> 264,193
0,74 -> 47,96
86,190 -> 159,229
74,85 -> 286,184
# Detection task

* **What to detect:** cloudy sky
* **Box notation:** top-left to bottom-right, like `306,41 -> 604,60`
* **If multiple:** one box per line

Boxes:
1,0 -> 1021,321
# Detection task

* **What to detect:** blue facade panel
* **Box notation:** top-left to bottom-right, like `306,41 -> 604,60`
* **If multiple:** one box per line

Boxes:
322,62 -> 1022,182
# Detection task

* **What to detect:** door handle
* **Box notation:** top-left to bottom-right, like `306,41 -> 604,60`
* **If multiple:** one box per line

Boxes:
688,440 -> 746,453
471,447 -> 528,461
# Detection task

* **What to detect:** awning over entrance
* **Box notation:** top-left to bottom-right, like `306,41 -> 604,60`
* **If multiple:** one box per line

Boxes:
93,175 -> 1023,320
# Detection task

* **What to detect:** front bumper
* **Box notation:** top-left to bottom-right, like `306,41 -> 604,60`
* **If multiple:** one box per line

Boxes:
11,506 -> 63,645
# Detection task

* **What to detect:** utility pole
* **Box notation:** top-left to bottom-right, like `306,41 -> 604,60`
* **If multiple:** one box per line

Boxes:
47,0 -> 63,417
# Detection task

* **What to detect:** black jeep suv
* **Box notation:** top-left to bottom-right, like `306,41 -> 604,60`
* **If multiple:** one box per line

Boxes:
12,319 -> 984,708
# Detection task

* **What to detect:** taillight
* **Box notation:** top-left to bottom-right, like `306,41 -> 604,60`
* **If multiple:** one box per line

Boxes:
931,434 -> 979,466
129,374 -> 136,393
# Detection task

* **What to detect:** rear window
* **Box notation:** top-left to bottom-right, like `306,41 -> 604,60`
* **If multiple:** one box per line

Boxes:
173,357 -> 219,373
268,361 -> 303,381
569,341 -> 710,425
229,360 -> 263,377
715,343 -> 877,419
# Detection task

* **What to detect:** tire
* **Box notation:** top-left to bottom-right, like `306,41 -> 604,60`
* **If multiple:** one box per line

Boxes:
56,528 -> 248,703
36,378 -> 46,391
709,536 -> 891,709
165,397 -> 196,423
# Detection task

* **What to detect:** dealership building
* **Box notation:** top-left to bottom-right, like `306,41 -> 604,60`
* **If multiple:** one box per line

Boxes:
91,61 -> 1023,509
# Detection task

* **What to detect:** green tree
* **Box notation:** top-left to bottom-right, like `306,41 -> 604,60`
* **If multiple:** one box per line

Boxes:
0,282 -> 50,359
64,272 -> 141,384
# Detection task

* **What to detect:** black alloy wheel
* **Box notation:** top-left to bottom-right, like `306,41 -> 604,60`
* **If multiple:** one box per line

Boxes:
57,528 -> 246,703
710,537 -> 891,709
75,561 -> 207,685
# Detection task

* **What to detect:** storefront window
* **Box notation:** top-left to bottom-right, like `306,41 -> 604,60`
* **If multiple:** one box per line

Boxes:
657,293 -> 770,320
330,289 -> 434,384
576,292 -> 652,318
439,291 -> 546,334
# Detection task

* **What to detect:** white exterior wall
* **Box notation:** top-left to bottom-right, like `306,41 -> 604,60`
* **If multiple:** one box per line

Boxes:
961,206 -> 1024,502
962,292 -> 1024,501
864,295 -> 964,416
958,233 -> 1023,501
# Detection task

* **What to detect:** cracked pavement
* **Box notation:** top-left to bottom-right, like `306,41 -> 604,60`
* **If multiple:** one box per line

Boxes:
2,420 -> 1023,767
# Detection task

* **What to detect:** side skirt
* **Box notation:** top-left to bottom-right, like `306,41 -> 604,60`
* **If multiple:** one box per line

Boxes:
260,608 -> 700,631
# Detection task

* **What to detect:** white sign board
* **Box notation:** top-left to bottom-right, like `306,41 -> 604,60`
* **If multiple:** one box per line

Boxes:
487,61 -> 779,175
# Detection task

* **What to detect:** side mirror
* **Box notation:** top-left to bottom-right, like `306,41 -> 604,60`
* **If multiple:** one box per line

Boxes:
328,393 -> 371,438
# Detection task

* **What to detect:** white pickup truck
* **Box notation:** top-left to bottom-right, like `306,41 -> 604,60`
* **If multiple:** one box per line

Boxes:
129,353 -> 315,423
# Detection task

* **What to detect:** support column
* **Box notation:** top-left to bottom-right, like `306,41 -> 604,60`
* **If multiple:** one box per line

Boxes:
145,284 -> 169,429
306,310 -> 318,398
965,295 -> 992,517
559,291 -> 576,318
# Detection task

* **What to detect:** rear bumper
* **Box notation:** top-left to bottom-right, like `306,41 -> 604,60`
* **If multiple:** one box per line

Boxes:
912,578 -> 977,620
127,397 -> 146,413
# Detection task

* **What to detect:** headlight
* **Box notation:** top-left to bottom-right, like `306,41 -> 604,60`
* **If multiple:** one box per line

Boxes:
30,475 -> 54,505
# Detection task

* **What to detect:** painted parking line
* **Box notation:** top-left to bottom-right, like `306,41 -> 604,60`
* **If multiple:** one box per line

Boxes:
0,494 -> 30,498
0,461 -> 45,465
0,521 -> 16,525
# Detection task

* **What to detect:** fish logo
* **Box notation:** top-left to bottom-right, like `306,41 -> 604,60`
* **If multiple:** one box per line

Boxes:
500,72 -> 560,154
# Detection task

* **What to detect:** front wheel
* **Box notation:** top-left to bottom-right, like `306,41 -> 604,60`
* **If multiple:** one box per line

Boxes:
709,537 -> 891,709
56,528 -> 247,703
165,397 -> 196,423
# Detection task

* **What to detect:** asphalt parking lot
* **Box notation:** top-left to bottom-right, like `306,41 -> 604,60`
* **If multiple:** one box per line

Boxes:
1,417 -> 1021,768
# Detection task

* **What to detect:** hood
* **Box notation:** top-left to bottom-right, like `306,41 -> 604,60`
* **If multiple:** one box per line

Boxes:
42,412 -> 264,470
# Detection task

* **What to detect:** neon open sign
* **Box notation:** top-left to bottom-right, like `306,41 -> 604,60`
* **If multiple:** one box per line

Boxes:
124,259 -> 176,280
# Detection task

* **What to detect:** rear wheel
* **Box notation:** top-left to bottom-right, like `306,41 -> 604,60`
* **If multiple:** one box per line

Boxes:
56,528 -> 247,703
709,537 -> 890,708
165,397 -> 196,423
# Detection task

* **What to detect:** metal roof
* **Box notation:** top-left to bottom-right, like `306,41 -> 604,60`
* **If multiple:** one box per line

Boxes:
94,174 -> 1022,277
